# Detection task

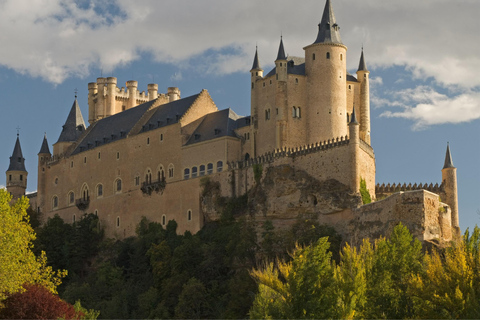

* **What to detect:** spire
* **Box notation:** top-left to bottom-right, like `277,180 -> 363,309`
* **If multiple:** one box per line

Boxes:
443,143 -> 455,169
251,46 -> 261,71
350,106 -> 359,125
358,48 -> 368,72
38,133 -> 51,155
7,135 -> 26,172
314,0 -> 342,44
276,36 -> 287,61
56,99 -> 86,143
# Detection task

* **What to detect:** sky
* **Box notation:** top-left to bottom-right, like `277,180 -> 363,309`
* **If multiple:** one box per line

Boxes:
0,0 -> 478,231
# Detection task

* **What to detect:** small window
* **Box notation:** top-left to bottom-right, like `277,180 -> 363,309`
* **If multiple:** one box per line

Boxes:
116,152 -> 120,160
214,129 -> 221,135
94,210 -> 98,216
55,178 -> 58,185
187,210 -> 192,221
295,78 -> 298,84
276,74 -> 278,80
9,175 -> 11,181
162,215 -> 166,226
217,161 -> 223,172
326,52 -> 330,59
116,179 -> 122,192
348,85 -> 351,90
184,168 -> 190,179
192,167 -> 198,178
52,196 -> 58,209
147,137 -> 150,145
251,82 -> 254,89
97,184 -> 103,197
313,53 -> 316,60
71,161 -> 74,168
73,214 -> 76,223
276,108 -> 279,115
168,167 -> 174,178
195,134 -> 201,140
199,165 -> 205,176
98,152 -> 101,159
117,217 -> 120,227
292,106 -> 297,118
20,174 -> 23,181
296,107 -> 301,118
340,53 -> 343,61
207,163 -> 213,175
135,176 -> 140,186
160,133 -> 164,141
263,82 -> 265,87
69,191 -> 74,205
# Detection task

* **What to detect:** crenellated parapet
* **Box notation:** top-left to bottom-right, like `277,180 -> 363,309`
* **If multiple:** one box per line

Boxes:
376,182 -> 444,197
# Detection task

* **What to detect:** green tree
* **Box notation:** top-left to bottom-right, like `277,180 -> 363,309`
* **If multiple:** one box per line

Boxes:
0,190 -> 65,301
174,277 -> 211,319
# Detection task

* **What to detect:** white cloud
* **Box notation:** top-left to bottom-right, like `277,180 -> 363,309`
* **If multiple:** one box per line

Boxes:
380,87 -> 480,130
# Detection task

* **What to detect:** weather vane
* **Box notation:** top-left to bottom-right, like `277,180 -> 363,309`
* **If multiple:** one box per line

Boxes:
74,88 -> 78,99
16,126 -> 20,137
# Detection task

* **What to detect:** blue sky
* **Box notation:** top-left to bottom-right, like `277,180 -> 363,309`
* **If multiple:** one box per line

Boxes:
0,0 -> 478,231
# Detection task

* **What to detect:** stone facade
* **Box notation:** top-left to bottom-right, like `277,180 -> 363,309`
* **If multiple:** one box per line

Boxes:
6,0 -> 459,243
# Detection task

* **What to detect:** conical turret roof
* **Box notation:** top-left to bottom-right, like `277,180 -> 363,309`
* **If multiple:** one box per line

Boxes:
276,36 -> 287,61
56,99 -> 86,143
251,47 -> 262,71
38,133 -> 51,155
443,143 -> 455,169
358,48 -> 368,72
350,106 -> 359,125
7,135 -> 26,172
314,0 -> 342,44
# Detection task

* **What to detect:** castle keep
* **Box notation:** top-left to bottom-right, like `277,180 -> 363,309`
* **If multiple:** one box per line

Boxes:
7,0 -> 460,243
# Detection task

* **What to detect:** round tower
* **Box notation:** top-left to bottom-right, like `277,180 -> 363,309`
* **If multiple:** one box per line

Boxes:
106,77 -> 117,116
442,144 -> 460,238
167,87 -> 181,102
6,134 -> 28,200
250,46 -> 263,157
356,49 -> 371,144
96,77 -> 107,119
304,0 -> 347,144
126,80 -> 138,109
275,36 -> 288,82
348,107 -> 360,193
37,134 -> 51,213
87,82 -> 98,124
148,83 -> 159,101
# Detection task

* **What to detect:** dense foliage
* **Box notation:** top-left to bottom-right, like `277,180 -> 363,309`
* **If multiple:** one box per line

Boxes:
250,223 -> 480,319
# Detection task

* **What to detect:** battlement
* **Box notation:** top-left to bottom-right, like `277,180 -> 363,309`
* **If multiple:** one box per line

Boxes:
375,182 -> 444,195
229,135 -> 350,170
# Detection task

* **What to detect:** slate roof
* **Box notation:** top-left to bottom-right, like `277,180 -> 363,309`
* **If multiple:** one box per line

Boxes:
56,99 -> 86,143
347,72 -> 358,82
443,144 -> 455,169
266,56 -> 306,78
313,0 -> 342,45
38,134 -> 51,155
251,47 -> 261,71
71,94 -> 201,155
8,136 -> 26,171
185,109 -> 241,146
350,106 -> 359,125
358,49 -> 368,72
236,116 -> 251,129
276,37 -> 287,61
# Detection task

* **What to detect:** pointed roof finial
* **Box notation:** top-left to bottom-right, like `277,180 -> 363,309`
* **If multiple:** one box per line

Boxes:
251,45 -> 262,71
39,132 -> 51,155
314,0 -> 342,44
358,47 -> 368,72
276,36 -> 287,61
443,142 -> 455,169
350,106 -> 359,125
8,134 -> 26,172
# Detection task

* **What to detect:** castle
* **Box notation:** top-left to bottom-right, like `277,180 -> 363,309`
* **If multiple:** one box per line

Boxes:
6,0 -> 460,243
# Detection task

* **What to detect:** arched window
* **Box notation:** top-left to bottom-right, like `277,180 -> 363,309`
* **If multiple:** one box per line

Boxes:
192,166 -> 198,178
207,163 -> 213,175
145,169 -> 152,184
81,184 -> 89,201
115,179 -> 122,193
52,196 -> 58,209
296,107 -> 301,118
217,161 -> 223,172
97,184 -> 103,197
162,214 -> 166,226
199,165 -> 205,176
184,168 -> 190,180
68,191 -> 74,205
187,210 -> 192,221
168,164 -> 174,178
292,106 -> 297,118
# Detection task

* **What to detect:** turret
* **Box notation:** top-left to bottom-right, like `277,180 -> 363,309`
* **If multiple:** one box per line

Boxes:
356,48 -> 371,144
87,82 -> 98,124
53,98 -> 86,156
6,134 -> 27,200
275,36 -> 287,82
126,80 -> 138,109
250,47 -> 263,157
348,107 -> 360,193
37,133 -> 51,213
304,0 -> 347,145
442,143 -> 460,238
106,77 -> 117,116
167,87 -> 181,102
148,83 -> 159,101
95,77 -> 107,120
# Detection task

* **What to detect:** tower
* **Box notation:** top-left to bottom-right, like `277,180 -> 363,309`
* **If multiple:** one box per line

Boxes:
348,107 -> 360,193
356,48 -> 371,144
274,37 -> 288,149
442,143 -> 460,238
304,0 -> 347,144
53,98 -> 86,156
37,133 -> 51,213
6,134 -> 27,200
250,46 -> 263,157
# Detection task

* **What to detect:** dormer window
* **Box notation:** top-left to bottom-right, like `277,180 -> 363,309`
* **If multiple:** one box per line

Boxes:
111,134 -> 116,140
214,129 -> 221,135
176,115 -> 180,121
102,138 -> 107,143
166,118 -> 171,124
120,131 -> 126,137
194,134 -> 200,140
149,123 -> 154,129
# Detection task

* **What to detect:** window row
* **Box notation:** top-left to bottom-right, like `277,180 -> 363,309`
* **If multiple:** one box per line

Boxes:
312,52 -> 342,61
184,161 -> 223,180
292,107 -> 301,118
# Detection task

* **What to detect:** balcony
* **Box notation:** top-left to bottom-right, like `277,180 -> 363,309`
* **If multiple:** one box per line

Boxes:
141,178 -> 166,195
76,196 -> 90,211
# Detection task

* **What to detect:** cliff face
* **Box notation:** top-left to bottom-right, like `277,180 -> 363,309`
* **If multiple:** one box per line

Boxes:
201,164 -> 456,246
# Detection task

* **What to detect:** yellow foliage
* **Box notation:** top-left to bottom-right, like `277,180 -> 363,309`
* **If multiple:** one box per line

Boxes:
0,189 -> 65,301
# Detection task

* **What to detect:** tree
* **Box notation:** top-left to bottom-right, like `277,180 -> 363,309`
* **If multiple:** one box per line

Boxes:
0,190 -> 65,301
174,277 -> 211,319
